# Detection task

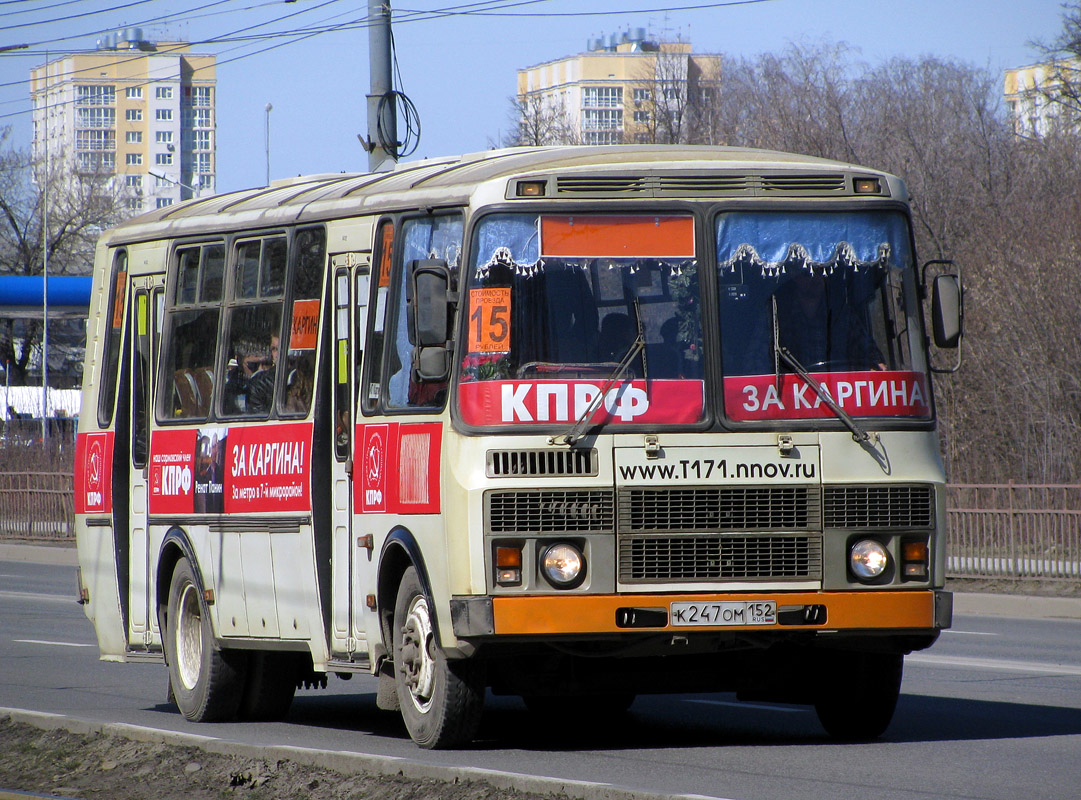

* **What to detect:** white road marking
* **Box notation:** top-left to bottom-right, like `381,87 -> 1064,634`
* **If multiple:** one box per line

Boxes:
0,591 -> 75,604
684,699 -> 805,713
14,640 -> 95,648
908,653 -> 1081,676
941,629 -> 998,637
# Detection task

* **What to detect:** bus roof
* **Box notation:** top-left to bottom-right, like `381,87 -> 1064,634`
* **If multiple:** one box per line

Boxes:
106,145 -> 902,246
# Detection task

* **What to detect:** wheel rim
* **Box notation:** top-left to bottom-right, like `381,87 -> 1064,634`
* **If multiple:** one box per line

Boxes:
399,595 -> 436,713
175,583 -> 203,690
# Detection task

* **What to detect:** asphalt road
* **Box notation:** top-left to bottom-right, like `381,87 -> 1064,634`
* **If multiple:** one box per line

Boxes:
3,552 -> 1081,800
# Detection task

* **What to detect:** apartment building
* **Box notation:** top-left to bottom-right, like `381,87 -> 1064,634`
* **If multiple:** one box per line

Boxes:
1004,60 -> 1081,138
516,30 -> 721,145
30,29 -> 217,215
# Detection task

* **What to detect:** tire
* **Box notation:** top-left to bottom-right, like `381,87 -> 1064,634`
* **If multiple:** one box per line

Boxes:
814,650 -> 903,741
165,558 -> 247,722
393,566 -> 483,749
238,652 -> 301,721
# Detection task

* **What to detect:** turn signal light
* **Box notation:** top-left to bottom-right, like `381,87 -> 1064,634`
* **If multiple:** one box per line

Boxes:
495,546 -> 522,586
902,540 -> 929,579
854,177 -> 881,194
516,180 -> 546,197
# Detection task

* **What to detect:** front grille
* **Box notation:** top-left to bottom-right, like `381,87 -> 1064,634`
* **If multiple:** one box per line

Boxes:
620,533 -> 821,582
823,485 -> 934,529
619,486 -> 820,533
486,489 -> 615,534
487,448 -> 598,478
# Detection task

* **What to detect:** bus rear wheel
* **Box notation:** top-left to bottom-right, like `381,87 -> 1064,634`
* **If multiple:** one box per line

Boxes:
392,567 -> 483,749
239,651 -> 302,721
813,650 -> 903,741
165,557 -> 247,722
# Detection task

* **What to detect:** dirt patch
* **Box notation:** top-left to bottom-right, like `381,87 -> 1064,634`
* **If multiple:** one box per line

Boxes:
0,719 -> 563,800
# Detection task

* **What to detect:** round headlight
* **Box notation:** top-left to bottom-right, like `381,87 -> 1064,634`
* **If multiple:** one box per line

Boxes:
541,543 -> 585,588
850,539 -> 890,581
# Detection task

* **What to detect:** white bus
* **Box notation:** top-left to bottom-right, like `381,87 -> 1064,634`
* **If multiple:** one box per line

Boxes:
74,146 -> 962,748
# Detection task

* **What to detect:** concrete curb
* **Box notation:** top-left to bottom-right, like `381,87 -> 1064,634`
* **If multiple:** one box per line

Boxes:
0,708 -> 715,800
0,543 -> 79,567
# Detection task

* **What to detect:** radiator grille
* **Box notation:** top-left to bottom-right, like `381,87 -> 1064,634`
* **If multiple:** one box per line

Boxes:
619,486 -> 820,533
620,534 -> 821,582
487,448 -> 598,477
486,489 -> 615,534
823,485 -> 935,528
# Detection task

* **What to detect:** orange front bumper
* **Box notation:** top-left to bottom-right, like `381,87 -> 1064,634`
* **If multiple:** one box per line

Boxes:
492,590 -> 942,635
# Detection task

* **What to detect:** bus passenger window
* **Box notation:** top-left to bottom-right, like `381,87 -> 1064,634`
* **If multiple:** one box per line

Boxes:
97,249 -> 127,426
363,220 -> 394,411
281,227 -> 325,417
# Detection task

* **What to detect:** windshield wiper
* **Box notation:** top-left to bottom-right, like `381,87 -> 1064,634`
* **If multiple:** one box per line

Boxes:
771,296 -> 876,445
550,327 -> 645,447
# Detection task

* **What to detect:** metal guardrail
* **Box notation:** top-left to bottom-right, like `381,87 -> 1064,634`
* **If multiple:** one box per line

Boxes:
1,476 -> 1079,582
0,472 -> 74,541
946,484 -> 1081,581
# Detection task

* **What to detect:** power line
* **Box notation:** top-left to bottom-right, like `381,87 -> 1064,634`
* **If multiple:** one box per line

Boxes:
1,0 -> 164,31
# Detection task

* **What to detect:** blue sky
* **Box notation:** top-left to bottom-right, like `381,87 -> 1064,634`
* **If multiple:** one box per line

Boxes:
0,0 -> 1069,193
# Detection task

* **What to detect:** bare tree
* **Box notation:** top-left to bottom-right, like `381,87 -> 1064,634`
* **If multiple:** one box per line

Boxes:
503,92 -> 579,147
0,127 -> 127,387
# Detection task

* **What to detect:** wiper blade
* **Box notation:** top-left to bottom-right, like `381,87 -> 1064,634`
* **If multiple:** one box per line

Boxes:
550,332 -> 644,446
771,295 -> 875,445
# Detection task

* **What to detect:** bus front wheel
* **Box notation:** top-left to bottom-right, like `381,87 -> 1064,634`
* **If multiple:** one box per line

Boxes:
392,567 -> 483,748
813,650 -> 903,741
165,557 -> 247,722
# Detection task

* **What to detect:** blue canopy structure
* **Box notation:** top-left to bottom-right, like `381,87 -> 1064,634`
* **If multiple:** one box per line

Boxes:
0,276 -> 93,319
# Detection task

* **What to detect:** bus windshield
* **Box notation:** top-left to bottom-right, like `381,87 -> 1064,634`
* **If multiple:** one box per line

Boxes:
717,210 -> 931,422
458,213 -> 705,428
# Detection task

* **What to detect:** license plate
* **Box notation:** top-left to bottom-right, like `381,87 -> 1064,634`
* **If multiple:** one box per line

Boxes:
670,601 -> 776,627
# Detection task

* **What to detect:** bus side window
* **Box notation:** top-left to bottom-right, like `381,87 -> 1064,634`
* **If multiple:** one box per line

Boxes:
281,227 -> 325,417
362,220 -> 394,412
162,243 -> 222,420
222,236 -> 286,418
98,249 -> 127,426
132,289 -> 151,466
385,214 -> 462,410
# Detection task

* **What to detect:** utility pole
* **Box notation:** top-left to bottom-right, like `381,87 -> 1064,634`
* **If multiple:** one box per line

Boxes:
366,0 -> 397,172
41,52 -> 50,444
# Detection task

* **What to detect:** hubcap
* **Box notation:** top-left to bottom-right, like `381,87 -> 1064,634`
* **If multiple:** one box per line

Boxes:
176,583 -> 203,690
399,595 -> 436,712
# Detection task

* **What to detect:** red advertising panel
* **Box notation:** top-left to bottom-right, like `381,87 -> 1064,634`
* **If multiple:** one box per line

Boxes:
458,379 -> 705,427
356,422 -> 442,514
74,431 -> 114,514
723,371 -> 931,421
149,423 -> 312,514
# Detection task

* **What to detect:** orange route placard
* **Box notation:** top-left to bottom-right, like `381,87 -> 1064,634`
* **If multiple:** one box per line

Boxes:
290,299 -> 320,350
468,287 -> 511,354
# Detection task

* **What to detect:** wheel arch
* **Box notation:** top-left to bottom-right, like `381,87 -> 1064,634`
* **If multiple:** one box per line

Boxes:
376,526 -> 439,655
155,526 -> 205,659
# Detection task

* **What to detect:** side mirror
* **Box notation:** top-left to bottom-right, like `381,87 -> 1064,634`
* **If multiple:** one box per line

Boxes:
931,274 -> 962,348
407,259 -> 456,383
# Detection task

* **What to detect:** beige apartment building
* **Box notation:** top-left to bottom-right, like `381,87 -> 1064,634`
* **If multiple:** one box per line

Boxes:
516,30 -> 721,145
30,30 -> 217,215
1004,60 -> 1081,138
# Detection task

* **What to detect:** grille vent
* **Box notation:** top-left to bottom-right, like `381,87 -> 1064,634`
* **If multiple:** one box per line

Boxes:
487,448 -> 598,478
620,533 -> 821,582
486,489 -> 614,534
823,484 -> 935,529
619,486 -> 820,533
551,173 -> 847,198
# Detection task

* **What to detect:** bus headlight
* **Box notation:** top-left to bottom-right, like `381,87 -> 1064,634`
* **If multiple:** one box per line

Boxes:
541,543 -> 585,589
849,539 -> 890,581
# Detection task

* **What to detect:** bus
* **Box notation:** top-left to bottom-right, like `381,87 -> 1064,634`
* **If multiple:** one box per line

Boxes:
74,145 -> 962,749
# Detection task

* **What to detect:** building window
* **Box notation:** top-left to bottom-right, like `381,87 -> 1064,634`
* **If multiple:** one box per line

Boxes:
156,198 -> 174,209
583,130 -> 622,145
155,86 -> 174,99
634,110 -> 650,123
125,175 -> 142,188
77,107 -> 115,128
155,131 -> 173,144
184,86 -> 212,107
193,108 -> 211,128
155,108 -> 173,121
155,152 -> 173,165
632,88 -> 651,104
125,131 -> 142,144
193,130 -> 211,150
76,85 -> 115,105
195,153 -> 212,173
77,152 -> 115,172
197,175 -> 214,191
76,129 -> 116,150
126,87 -> 143,99
582,108 -> 623,131
154,174 -> 172,188
126,109 -> 143,122
582,86 -> 622,108
126,153 -> 143,165
127,198 -> 142,210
